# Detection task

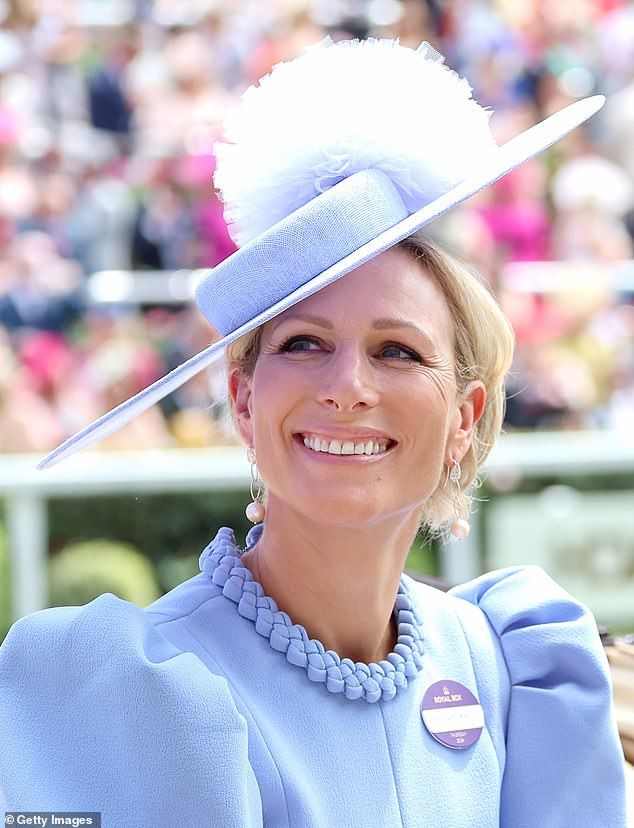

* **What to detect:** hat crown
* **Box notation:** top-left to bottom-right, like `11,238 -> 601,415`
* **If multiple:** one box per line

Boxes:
213,37 -> 499,248
196,168 -> 408,336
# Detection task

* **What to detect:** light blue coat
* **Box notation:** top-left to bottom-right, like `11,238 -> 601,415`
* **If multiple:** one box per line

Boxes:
0,524 -> 626,826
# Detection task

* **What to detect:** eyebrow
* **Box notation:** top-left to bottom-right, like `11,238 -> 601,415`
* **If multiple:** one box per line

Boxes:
271,312 -> 437,348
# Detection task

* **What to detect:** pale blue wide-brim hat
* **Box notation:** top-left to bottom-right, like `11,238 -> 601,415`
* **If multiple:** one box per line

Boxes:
37,37 -> 605,470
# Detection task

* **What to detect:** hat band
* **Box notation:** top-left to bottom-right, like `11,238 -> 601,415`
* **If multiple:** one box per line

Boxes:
195,168 -> 409,336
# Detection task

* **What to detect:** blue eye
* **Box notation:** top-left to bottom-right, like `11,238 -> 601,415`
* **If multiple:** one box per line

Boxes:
280,336 -> 320,353
279,336 -> 422,363
382,344 -> 421,361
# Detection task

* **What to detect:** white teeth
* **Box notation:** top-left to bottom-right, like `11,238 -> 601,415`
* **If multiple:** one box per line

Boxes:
301,435 -> 389,456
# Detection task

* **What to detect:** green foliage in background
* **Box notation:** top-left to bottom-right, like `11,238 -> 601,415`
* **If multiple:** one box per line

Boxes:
49,539 -> 162,608
0,521 -> 11,642
48,491 -> 252,579
405,534 -> 439,576
156,554 -> 201,592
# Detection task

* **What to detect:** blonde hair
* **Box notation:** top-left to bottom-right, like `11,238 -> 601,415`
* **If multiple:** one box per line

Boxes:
221,232 -> 515,539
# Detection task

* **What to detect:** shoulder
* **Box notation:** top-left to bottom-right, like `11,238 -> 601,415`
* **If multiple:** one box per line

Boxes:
447,563 -> 592,631
446,564 -> 609,686
0,591 -> 243,730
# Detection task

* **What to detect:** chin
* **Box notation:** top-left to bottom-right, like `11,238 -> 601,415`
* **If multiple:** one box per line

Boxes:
291,494 -> 396,527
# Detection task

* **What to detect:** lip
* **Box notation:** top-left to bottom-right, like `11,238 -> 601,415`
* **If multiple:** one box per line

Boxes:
293,433 -> 397,463
293,427 -> 396,443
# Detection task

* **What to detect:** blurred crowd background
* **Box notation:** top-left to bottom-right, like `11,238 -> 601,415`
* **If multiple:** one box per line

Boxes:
1,0 -> 634,455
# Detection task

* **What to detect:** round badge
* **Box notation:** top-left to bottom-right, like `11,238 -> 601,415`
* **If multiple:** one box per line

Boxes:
420,679 -> 484,750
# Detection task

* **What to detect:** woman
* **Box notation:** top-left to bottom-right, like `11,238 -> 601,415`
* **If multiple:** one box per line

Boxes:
0,38 -> 627,827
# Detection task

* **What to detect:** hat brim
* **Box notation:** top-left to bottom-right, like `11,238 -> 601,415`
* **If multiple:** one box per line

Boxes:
37,95 -> 604,469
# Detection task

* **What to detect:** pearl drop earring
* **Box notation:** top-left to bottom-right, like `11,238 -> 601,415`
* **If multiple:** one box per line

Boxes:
448,458 -> 470,540
245,445 -> 266,524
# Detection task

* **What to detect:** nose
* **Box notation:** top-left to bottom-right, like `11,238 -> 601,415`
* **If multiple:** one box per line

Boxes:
316,342 -> 380,411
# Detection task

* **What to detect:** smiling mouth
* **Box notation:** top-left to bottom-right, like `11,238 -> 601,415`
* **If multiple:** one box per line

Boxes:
292,433 -> 398,457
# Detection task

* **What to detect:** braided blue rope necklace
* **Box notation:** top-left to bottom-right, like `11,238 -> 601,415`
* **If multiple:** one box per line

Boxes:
199,524 -> 425,703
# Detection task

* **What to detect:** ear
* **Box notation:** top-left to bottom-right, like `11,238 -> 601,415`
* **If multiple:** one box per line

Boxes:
227,361 -> 254,446
445,380 -> 487,466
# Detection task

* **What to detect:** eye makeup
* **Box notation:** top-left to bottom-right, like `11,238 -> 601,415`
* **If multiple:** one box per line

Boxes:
277,335 -> 423,363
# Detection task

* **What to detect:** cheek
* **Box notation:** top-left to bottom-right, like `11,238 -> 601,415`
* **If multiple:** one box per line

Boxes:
250,362 -> 297,434
397,374 -> 455,468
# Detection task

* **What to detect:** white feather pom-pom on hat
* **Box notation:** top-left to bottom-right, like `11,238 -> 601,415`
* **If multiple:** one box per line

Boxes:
213,37 -> 500,247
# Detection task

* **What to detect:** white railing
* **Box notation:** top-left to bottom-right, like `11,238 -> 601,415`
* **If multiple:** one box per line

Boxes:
84,260 -> 634,304
1,429 -> 633,621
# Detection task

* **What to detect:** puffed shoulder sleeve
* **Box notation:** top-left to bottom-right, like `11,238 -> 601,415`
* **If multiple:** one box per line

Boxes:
448,565 -> 627,828
0,594 -> 262,828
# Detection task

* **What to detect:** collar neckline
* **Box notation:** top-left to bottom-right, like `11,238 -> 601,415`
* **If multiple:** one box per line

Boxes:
199,524 -> 425,703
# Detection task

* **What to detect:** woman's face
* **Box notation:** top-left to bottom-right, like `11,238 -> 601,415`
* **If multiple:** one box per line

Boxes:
229,245 -> 482,527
